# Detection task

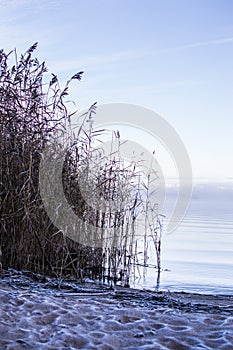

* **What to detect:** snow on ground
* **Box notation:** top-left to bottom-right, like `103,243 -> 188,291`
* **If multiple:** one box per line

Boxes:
0,273 -> 232,350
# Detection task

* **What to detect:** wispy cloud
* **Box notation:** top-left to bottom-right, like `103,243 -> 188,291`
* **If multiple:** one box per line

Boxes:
49,35 -> 233,74
0,0 -> 63,51
175,36 -> 233,50
0,0 -> 58,20
159,80 -> 206,89
48,50 -> 147,73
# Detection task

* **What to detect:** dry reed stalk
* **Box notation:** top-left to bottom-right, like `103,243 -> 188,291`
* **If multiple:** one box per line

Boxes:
0,44 -> 162,286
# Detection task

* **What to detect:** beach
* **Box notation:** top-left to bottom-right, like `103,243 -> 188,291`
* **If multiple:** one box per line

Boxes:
0,270 -> 232,349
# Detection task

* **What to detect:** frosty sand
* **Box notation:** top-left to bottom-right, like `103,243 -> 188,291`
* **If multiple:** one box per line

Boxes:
0,272 -> 232,350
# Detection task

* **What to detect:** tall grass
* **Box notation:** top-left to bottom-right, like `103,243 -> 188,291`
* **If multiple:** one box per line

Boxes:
0,44 -> 162,286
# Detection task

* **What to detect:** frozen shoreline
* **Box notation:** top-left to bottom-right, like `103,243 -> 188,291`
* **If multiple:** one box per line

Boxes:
0,270 -> 232,349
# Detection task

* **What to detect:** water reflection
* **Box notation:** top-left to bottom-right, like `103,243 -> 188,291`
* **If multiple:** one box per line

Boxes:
133,182 -> 233,294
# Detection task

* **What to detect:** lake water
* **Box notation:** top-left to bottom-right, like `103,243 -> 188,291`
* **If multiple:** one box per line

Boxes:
134,182 -> 233,295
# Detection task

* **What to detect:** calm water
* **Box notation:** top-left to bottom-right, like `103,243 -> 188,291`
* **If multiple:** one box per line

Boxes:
134,182 -> 233,295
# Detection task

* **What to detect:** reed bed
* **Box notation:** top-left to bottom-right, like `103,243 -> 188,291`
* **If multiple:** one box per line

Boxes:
0,44 -> 162,286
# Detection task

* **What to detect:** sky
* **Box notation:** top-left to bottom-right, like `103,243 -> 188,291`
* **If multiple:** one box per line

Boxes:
0,0 -> 233,182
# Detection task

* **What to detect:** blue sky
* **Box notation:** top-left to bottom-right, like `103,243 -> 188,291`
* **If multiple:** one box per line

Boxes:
1,0 -> 233,181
